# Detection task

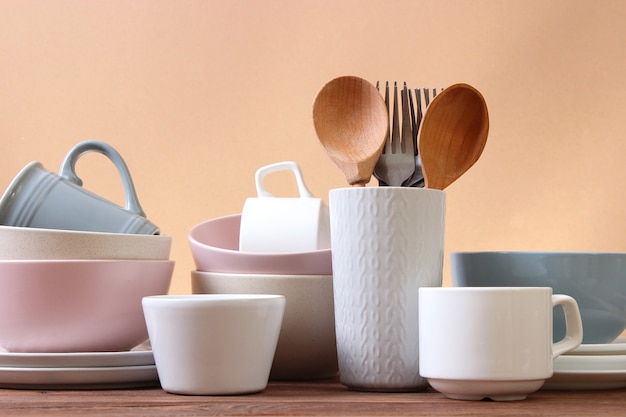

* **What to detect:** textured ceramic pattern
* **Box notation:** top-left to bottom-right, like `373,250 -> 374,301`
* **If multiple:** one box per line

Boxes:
329,187 -> 445,391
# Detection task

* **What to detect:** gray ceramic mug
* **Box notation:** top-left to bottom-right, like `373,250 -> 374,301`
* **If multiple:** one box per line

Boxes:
0,140 -> 159,235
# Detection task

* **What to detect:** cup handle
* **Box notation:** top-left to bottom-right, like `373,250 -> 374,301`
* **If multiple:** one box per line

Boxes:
551,294 -> 584,358
58,140 -> 147,217
254,161 -> 314,198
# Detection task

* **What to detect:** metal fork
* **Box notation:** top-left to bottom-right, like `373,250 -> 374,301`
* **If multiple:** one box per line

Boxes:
373,82 -> 416,186
402,87 -> 441,187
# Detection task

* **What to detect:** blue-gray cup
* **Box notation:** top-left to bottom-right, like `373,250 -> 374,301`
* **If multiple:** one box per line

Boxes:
0,140 -> 159,235
451,251 -> 626,344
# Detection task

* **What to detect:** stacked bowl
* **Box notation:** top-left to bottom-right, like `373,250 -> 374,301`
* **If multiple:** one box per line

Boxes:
0,225 -> 174,354
0,140 -> 174,388
188,213 -> 338,380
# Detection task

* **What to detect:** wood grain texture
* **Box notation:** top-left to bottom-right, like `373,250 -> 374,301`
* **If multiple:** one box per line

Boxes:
1,378 -> 625,416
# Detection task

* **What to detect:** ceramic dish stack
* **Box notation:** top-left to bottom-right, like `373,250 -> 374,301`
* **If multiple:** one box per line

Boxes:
188,213 -> 338,380
0,225 -> 174,389
451,251 -> 626,392
542,338 -> 626,390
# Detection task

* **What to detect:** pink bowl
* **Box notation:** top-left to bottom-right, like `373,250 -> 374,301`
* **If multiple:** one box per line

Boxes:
188,214 -> 332,275
0,259 -> 174,353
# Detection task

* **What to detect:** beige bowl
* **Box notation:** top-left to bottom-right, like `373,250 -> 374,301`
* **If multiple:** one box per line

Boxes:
0,259 -> 174,352
0,225 -> 172,260
191,270 -> 337,380
188,214 -> 332,275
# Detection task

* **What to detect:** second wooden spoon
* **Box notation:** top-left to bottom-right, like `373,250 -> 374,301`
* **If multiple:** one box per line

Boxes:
418,83 -> 489,190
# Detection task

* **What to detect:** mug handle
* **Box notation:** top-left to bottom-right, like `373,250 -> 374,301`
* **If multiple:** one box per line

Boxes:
255,161 -> 314,198
58,140 -> 147,217
551,294 -> 584,358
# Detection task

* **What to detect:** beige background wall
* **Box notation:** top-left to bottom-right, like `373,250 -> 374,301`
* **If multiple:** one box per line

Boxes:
2,0 -> 626,294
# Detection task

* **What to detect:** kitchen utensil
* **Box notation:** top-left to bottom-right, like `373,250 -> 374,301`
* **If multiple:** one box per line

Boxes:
375,86 -> 443,187
402,87 -> 442,187
372,82 -> 415,186
418,83 -> 489,190
312,76 -> 388,186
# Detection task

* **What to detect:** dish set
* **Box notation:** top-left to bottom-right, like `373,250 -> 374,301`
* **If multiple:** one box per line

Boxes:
188,161 -> 338,384
0,141 -> 173,389
451,251 -> 626,394
3,76 -> 625,400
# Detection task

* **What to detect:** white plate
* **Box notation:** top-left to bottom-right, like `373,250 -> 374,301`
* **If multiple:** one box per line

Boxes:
566,338 -> 626,356
0,350 -> 154,368
0,365 -> 159,389
542,354 -> 626,390
543,369 -> 626,390
554,354 -> 626,370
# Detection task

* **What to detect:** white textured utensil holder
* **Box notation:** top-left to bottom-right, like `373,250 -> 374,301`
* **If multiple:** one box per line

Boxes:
328,187 -> 445,392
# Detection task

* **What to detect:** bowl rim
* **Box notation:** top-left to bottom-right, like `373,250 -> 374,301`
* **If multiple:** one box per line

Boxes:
451,251 -> 626,256
0,259 -> 175,265
0,224 -> 172,239
191,270 -> 332,279
188,214 -> 331,257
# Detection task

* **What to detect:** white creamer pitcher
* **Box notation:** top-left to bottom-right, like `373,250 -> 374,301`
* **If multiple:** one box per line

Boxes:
239,161 -> 330,253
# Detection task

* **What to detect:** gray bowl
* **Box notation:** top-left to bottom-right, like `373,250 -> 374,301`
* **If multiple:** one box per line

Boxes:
451,252 -> 626,344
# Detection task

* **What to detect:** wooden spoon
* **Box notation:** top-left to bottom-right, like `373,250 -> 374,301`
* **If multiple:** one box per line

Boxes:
313,76 -> 388,186
418,83 -> 489,190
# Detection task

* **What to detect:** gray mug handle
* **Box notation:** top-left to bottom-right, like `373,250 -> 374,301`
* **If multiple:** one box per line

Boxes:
59,140 -> 147,217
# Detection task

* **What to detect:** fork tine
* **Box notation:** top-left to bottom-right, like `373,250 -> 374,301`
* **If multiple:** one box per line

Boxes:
376,81 -> 391,154
408,86 -> 418,156
373,81 -> 423,187
391,82 -> 400,154
383,81 -> 391,153
424,88 -> 431,107
401,83 -> 414,156
415,88 -> 423,130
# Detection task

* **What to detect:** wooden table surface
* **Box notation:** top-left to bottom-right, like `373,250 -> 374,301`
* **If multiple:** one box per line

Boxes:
1,378 -> 625,417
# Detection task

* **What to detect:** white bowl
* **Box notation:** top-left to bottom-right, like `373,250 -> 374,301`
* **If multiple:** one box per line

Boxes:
143,294 -> 285,395
188,214 -> 331,275
191,270 -> 337,380
0,259 -> 174,352
0,225 -> 171,260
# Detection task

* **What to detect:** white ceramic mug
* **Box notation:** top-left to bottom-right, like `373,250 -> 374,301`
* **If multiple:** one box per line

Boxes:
142,294 -> 285,395
0,140 -> 159,235
418,287 -> 584,401
239,161 -> 330,253
329,187 -> 446,392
